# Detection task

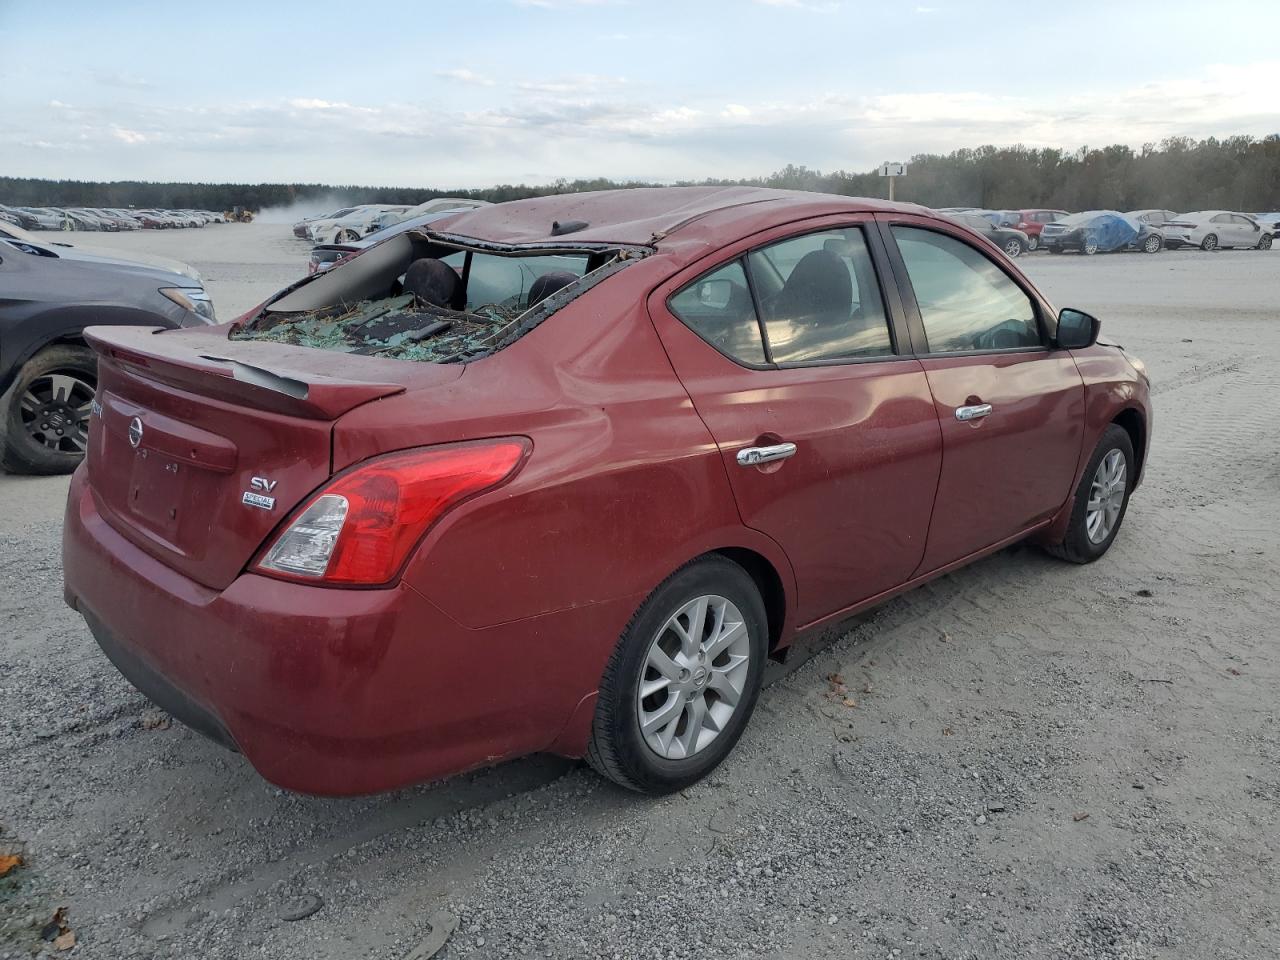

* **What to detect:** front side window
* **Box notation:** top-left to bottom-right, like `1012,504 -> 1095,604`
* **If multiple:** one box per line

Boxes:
892,226 -> 1040,353
745,228 -> 892,362
668,259 -> 766,364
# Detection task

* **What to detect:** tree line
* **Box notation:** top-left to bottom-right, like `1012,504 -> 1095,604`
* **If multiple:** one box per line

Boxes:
4,135 -> 1279,213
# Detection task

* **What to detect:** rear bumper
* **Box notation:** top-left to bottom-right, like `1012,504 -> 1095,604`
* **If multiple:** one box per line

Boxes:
62,467 -> 633,795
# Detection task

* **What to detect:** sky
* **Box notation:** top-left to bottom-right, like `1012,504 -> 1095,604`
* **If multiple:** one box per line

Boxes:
2,0 -> 1279,188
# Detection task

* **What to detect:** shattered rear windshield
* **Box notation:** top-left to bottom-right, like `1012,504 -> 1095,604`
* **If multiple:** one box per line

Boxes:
231,234 -> 642,363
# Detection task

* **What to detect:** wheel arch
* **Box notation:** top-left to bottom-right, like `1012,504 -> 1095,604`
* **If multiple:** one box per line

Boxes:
1112,407 -> 1147,484
711,546 -> 789,659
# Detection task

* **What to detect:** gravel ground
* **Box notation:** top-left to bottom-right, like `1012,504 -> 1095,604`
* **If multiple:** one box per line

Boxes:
1,226 -> 1277,959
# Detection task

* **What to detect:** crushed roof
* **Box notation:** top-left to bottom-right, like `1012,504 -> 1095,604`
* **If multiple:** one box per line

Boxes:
430,186 -> 930,248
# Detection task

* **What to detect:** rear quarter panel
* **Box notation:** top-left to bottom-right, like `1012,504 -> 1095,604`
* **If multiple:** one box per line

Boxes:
331,257 -> 797,634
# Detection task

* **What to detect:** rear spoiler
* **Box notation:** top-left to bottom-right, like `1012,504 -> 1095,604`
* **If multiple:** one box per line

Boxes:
85,325 -> 413,420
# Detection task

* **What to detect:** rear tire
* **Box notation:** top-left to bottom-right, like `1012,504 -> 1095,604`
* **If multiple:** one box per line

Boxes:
1003,237 -> 1025,258
1044,424 -> 1135,564
1201,233 -> 1218,251
1027,235 -> 1039,251
586,556 -> 768,794
0,345 -> 97,475
1082,239 -> 1099,255
1142,234 -> 1163,254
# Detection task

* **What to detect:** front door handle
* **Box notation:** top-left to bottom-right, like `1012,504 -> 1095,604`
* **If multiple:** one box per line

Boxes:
737,442 -> 797,467
955,403 -> 993,422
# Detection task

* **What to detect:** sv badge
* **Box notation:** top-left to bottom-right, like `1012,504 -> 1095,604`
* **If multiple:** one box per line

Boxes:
243,476 -> 278,511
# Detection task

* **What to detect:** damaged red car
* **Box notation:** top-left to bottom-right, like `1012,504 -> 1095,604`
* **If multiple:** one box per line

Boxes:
63,187 -> 1152,796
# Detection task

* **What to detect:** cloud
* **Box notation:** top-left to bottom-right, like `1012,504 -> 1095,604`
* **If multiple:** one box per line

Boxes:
111,126 -> 148,145
753,0 -> 842,11
435,68 -> 496,87
91,70 -> 151,89
516,74 -> 628,95
4,61 -> 1279,188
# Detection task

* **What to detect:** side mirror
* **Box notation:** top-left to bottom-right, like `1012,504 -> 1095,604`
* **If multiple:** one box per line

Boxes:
1057,308 -> 1100,349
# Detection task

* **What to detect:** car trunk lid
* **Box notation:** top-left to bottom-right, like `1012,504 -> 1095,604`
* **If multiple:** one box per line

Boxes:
83,324 -> 460,590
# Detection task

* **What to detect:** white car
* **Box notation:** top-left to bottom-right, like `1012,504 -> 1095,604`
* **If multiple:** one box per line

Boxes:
306,205 -> 412,244
369,197 -> 491,233
1162,211 -> 1274,251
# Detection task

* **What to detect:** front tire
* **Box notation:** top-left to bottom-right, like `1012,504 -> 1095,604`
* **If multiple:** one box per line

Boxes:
336,229 -> 359,243
1027,235 -> 1039,251
586,556 -> 768,794
1044,424 -> 1135,564
1257,234 -> 1273,250
0,345 -> 97,475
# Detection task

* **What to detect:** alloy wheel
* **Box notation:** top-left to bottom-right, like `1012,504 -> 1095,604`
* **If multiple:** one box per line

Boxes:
1004,239 -> 1022,258
1085,449 -> 1127,544
637,594 -> 752,760
20,372 -> 94,453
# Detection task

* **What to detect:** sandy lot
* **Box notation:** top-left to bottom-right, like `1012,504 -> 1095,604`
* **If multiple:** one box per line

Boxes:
1,225 -> 1278,960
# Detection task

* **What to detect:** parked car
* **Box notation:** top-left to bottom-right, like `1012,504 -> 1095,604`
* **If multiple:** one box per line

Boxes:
973,210 -> 1021,228
306,205 -> 412,244
62,187 -> 1151,796
1039,211 -> 1149,254
63,208 -> 111,231
307,207 -> 491,274
21,207 -> 73,231
947,212 -> 1031,257
0,220 -> 204,282
1123,210 -> 1179,253
292,207 -> 360,239
1161,211 -> 1273,250
0,236 -> 215,474
0,204 -> 40,230
1013,209 -> 1071,250
368,198 -> 491,234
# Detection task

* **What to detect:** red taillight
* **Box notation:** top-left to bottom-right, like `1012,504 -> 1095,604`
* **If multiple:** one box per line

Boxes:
253,439 -> 529,586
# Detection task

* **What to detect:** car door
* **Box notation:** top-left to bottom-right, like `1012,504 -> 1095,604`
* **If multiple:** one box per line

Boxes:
648,216 -> 943,626
1231,214 -> 1258,248
876,215 -> 1085,572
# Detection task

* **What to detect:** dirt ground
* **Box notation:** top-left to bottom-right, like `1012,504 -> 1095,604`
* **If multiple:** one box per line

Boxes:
1,225 -> 1277,960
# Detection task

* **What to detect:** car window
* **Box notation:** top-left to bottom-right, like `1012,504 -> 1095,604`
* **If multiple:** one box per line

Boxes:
668,259 -> 766,365
746,228 -> 893,362
892,226 -> 1040,354
1211,214 -> 1230,224
441,251 -> 589,312
1232,214 -> 1253,225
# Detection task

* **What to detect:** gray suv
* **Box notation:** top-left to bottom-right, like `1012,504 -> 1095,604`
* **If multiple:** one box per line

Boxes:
0,235 -> 215,474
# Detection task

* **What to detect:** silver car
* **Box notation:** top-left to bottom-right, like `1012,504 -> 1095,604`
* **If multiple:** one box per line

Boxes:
1162,211 -> 1273,251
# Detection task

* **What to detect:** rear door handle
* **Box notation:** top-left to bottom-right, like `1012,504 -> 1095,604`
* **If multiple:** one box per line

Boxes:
955,403 -> 993,421
737,442 -> 797,467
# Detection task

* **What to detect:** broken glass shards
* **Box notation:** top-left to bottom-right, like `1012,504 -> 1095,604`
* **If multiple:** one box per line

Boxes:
232,294 -> 520,363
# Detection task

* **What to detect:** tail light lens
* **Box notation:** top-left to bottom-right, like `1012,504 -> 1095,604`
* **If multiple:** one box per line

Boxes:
254,439 -> 529,586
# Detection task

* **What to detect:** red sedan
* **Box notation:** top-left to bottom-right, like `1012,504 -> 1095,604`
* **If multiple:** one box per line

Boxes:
63,187 -> 1151,796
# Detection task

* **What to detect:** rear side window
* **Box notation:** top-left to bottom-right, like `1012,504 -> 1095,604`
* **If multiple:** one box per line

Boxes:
668,260 -> 766,364
441,251 -> 588,312
746,228 -> 892,362
892,226 -> 1040,353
